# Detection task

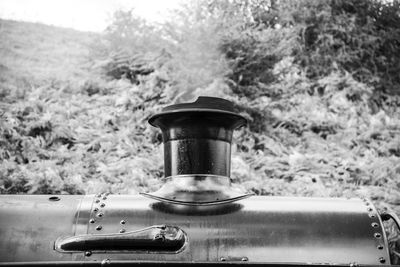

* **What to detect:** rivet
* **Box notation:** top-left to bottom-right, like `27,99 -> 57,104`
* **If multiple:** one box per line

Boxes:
100,203 -> 105,208
369,214 -> 376,218
85,251 -> 92,257
368,207 -> 373,212
89,218 -> 95,224
365,202 -> 370,206
377,245 -> 384,250
97,212 -> 104,217
374,233 -> 381,238
379,257 -> 386,264
96,225 -> 102,231
102,196 -> 107,200
96,194 -> 102,198
95,199 -> 100,203
241,257 -> 248,262
119,229 -> 126,233
371,222 -> 379,228
93,207 -> 99,212
220,257 -> 226,262
120,220 -> 126,225
350,263 -> 359,267
49,196 -> 60,201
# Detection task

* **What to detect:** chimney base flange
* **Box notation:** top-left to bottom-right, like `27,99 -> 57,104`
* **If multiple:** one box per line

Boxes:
140,175 -> 253,206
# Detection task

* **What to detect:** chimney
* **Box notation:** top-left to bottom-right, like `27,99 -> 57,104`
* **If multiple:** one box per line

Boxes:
142,97 -> 252,205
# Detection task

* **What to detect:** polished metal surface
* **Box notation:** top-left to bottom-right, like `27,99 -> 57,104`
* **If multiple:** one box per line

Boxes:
81,195 -> 390,265
141,175 -> 253,205
0,194 -> 392,265
164,139 -> 231,177
0,195 -> 88,262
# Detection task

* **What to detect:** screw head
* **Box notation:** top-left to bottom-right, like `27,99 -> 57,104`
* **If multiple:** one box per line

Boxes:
85,251 -> 92,257
49,196 -> 60,201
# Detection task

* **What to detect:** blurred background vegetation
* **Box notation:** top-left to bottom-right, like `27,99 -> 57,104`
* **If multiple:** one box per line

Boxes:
0,0 -> 399,261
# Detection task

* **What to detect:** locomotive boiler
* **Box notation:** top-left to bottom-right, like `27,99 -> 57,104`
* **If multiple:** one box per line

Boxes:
0,96 -> 399,267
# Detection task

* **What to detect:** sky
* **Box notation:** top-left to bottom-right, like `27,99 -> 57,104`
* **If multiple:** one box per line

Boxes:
0,0 -> 183,32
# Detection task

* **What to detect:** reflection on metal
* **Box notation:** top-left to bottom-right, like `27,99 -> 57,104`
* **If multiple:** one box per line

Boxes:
0,195 -> 393,265
141,175 -> 253,206
150,202 -> 244,216
0,195 -> 86,262
80,195 -> 391,265
55,225 -> 186,254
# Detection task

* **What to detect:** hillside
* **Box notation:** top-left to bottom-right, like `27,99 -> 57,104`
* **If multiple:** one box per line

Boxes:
0,19 -> 97,92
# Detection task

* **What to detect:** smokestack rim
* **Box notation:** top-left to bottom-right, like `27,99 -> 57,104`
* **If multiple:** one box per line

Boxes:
148,96 -> 247,129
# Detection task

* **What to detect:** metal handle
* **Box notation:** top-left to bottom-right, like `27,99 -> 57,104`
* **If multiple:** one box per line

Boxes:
55,225 -> 186,253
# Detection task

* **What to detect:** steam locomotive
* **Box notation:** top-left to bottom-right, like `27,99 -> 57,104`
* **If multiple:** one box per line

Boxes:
0,97 -> 399,266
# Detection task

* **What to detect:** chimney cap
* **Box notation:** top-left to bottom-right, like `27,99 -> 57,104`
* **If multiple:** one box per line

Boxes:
148,96 -> 247,128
